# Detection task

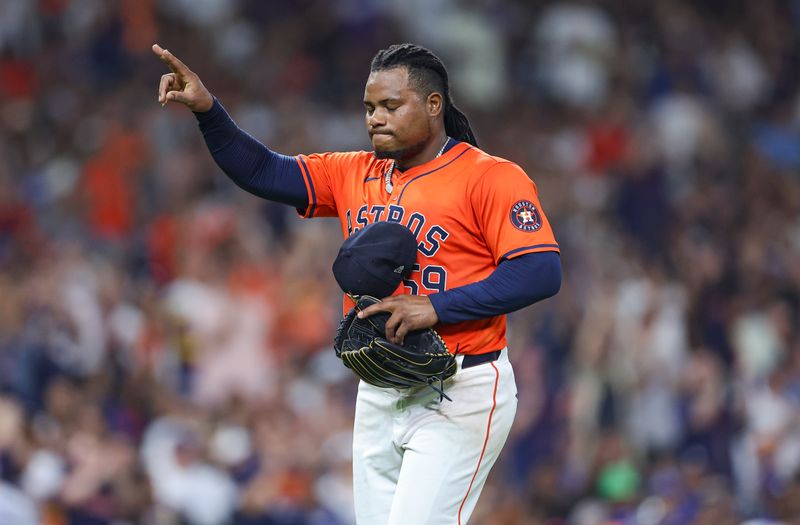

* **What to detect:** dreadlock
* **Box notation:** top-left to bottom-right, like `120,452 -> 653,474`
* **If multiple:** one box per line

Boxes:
370,43 -> 478,148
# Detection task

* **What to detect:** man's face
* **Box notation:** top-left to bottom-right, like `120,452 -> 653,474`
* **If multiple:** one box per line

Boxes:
363,67 -> 432,161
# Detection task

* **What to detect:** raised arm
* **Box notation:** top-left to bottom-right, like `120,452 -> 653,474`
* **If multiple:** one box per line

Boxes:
152,44 -> 307,209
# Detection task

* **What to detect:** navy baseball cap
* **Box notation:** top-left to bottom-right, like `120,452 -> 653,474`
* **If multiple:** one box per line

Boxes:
332,222 -> 418,298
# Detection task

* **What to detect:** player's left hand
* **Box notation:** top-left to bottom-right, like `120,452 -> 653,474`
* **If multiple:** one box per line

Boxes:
357,295 -> 438,345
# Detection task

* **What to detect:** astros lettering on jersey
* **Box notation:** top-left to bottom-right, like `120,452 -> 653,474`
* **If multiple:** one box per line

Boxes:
296,140 -> 559,355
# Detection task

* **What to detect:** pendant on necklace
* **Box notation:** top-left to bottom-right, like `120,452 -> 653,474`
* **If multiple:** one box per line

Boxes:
384,161 -> 395,194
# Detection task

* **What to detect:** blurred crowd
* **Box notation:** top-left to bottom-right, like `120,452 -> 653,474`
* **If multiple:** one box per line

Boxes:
1,0 -> 800,524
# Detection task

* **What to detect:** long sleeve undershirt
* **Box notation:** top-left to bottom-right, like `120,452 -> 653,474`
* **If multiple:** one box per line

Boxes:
194,98 -> 308,208
428,251 -> 561,324
193,98 -> 561,324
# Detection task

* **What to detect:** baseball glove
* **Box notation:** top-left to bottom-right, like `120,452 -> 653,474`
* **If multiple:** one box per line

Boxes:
334,295 -> 457,400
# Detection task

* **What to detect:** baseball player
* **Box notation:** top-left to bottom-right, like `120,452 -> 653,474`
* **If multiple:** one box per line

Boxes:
153,42 -> 561,524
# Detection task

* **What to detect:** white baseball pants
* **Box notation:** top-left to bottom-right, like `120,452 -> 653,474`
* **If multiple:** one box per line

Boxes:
352,348 -> 517,525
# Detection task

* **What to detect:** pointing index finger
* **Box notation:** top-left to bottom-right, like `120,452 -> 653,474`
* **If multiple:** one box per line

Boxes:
151,44 -> 191,78
357,299 -> 393,319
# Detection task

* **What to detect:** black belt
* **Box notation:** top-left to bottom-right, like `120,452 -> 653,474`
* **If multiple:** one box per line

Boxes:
461,350 -> 501,369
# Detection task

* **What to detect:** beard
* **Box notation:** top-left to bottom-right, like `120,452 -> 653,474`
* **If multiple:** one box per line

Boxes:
371,119 -> 434,166
373,135 -> 429,163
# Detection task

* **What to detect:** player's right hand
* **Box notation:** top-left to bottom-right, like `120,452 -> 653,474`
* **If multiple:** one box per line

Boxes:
152,44 -> 214,112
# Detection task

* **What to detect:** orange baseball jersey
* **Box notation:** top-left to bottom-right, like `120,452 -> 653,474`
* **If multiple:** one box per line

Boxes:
295,141 -> 559,356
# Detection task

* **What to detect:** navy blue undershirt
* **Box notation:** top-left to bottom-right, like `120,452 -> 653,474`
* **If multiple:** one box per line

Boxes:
195,98 -> 308,208
428,251 -> 561,324
194,98 -> 561,323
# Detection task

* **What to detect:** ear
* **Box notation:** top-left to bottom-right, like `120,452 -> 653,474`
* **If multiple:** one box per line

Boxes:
426,92 -> 443,118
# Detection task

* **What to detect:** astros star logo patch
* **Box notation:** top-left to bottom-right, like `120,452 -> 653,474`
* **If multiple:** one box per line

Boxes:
509,200 -> 542,232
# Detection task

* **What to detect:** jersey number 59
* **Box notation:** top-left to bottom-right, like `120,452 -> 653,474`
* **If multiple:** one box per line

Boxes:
403,264 -> 447,294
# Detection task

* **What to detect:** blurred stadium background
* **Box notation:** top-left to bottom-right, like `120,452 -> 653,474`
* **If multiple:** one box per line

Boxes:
1,0 -> 800,523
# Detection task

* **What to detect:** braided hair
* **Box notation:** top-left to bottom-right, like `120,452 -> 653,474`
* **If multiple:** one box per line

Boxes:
370,43 -> 478,147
